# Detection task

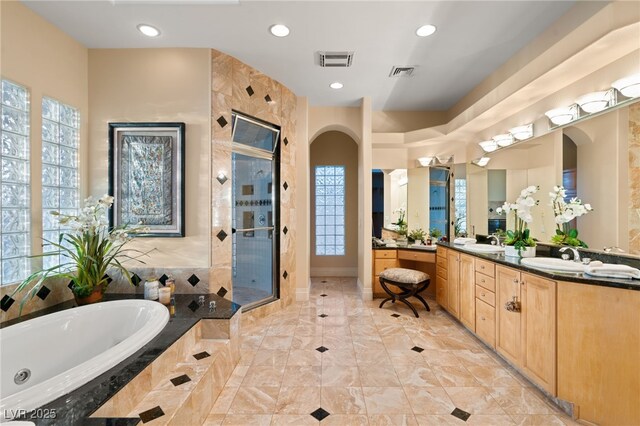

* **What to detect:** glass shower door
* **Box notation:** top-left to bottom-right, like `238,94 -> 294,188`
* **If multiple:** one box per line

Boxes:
231,113 -> 279,309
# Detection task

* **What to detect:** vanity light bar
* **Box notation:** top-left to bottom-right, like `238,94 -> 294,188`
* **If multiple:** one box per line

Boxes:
472,157 -> 491,167
545,73 -> 640,129
477,123 -> 534,154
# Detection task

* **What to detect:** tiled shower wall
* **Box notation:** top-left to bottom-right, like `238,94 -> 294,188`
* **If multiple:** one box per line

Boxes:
630,102 -> 640,255
209,49 -> 297,318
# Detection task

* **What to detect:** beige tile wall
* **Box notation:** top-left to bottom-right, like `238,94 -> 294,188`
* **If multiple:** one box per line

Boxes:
210,49 -> 298,316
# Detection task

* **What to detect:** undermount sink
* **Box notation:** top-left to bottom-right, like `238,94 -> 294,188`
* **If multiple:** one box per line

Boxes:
463,243 -> 505,254
520,257 -> 585,273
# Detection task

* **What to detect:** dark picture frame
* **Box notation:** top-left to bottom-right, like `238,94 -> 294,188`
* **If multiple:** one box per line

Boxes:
108,122 -> 185,237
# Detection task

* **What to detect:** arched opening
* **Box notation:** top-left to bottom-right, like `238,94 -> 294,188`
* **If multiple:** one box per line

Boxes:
309,131 -> 359,277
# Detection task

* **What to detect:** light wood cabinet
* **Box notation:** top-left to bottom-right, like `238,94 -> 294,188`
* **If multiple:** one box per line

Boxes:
496,265 -> 522,366
446,250 -> 460,318
436,247 -> 448,309
496,266 -> 556,395
458,254 -> 475,330
557,281 -> 640,426
520,272 -> 556,395
475,298 -> 496,348
371,250 -> 398,297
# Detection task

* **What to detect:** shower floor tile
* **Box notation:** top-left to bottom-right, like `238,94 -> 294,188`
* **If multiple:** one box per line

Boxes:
208,277 -> 579,425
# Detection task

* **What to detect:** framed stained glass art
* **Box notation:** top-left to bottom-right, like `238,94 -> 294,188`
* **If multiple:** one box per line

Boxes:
108,122 -> 185,237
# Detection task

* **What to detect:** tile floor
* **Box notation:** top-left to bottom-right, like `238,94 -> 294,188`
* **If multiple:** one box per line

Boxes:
203,277 -> 578,426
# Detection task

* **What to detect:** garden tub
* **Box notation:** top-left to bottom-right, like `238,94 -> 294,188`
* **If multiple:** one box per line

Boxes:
0,300 -> 169,422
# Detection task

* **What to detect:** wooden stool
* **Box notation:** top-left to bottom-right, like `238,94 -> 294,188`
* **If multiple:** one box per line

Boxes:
379,268 -> 431,318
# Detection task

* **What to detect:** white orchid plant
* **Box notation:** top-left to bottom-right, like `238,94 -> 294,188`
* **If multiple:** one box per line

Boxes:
13,195 -> 150,312
392,205 -> 407,236
549,185 -> 593,247
497,185 -> 539,253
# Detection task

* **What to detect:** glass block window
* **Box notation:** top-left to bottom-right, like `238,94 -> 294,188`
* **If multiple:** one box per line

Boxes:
41,97 -> 79,270
315,165 -> 345,256
454,178 -> 467,234
1,80 -> 31,286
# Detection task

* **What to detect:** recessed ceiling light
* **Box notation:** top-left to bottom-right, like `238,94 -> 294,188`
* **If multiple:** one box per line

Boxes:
137,24 -> 160,38
416,24 -> 436,37
330,82 -> 343,90
269,24 -> 290,37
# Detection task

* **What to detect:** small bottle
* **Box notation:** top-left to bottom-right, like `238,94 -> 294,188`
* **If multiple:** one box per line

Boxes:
144,280 -> 159,300
159,287 -> 171,305
165,276 -> 176,295
169,296 -> 176,316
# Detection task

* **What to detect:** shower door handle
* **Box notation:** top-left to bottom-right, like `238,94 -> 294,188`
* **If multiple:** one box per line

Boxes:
233,227 -> 274,232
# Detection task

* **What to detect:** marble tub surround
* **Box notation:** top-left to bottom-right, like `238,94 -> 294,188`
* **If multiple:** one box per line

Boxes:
105,267 -> 221,296
211,49 -> 298,317
0,276 -> 73,323
2,293 -> 239,425
202,277 -> 577,425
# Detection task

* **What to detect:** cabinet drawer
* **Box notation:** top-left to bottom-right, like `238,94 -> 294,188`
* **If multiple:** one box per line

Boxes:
375,250 -> 397,259
436,254 -> 448,269
374,259 -> 398,275
475,258 -> 495,277
476,299 -> 496,348
437,265 -> 447,280
476,285 -> 495,307
398,250 -> 435,263
475,272 -> 496,292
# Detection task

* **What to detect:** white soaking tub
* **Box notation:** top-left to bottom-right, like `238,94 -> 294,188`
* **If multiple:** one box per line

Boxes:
0,299 -> 169,422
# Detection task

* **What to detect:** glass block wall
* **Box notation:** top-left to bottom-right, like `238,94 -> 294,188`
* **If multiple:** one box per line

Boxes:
41,97 -> 80,270
315,165 -> 345,256
1,80 -> 31,286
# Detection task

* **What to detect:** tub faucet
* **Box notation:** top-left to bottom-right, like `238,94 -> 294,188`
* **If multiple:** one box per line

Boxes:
488,234 -> 500,246
559,246 -> 581,262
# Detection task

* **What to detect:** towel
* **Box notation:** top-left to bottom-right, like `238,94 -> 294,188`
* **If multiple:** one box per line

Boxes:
584,263 -> 640,279
454,237 -> 477,245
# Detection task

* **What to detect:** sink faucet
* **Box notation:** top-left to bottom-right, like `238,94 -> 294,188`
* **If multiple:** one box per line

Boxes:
559,246 -> 581,262
487,234 -> 500,246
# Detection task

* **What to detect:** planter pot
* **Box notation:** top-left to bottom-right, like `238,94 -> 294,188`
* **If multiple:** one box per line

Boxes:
504,245 -> 536,258
74,287 -> 104,306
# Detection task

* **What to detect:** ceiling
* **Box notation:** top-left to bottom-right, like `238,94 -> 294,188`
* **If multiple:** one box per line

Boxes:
22,0 -> 579,111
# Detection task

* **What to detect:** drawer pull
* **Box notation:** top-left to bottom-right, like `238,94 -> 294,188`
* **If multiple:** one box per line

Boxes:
481,316 -> 485,321
481,279 -> 485,283
481,292 -> 486,297
480,265 -> 485,269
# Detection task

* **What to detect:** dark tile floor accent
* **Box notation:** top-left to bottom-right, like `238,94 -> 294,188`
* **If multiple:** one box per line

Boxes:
170,374 -> 191,387
411,346 -> 424,353
391,313 -> 401,318
139,406 -> 165,423
316,346 -> 329,353
310,407 -> 330,421
451,407 -> 471,421
193,351 -> 211,360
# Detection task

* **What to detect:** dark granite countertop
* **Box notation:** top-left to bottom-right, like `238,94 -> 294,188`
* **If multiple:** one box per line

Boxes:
373,244 -> 438,252
4,293 -> 240,425
438,242 -> 640,291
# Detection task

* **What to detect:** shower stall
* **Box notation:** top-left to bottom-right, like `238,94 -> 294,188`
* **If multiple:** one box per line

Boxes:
230,112 -> 280,309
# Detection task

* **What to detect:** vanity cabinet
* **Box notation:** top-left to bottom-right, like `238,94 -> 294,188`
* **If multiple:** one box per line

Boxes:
474,259 -> 496,348
372,250 -> 398,297
446,250 -> 460,318
496,265 -> 556,395
436,246 -> 448,309
458,254 -> 475,330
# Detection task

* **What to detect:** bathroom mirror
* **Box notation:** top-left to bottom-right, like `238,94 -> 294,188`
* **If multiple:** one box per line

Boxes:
465,102 -> 639,256
372,169 -> 407,238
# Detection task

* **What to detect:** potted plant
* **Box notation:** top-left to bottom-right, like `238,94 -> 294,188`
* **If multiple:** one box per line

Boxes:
12,195 -> 149,312
408,228 -> 427,244
429,227 -> 443,242
549,185 -> 593,247
392,207 -> 408,239
454,215 -> 467,238
497,185 -> 539,258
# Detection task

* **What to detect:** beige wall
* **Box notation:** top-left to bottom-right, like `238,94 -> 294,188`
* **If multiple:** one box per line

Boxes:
372,110 -> 446,133
88,48 -> 211,268
0,1 -> 88,322
310,131 -> 358,276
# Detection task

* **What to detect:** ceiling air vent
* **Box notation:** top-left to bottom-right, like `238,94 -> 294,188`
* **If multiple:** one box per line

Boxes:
318,51 -> 354,67
389,66 -> 415,77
